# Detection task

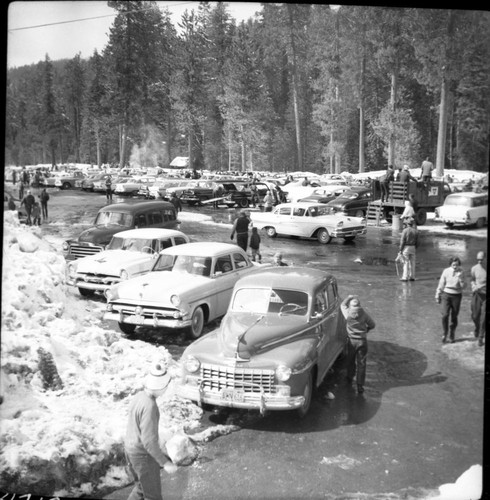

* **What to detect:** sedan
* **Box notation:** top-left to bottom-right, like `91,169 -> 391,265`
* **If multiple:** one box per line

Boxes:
114,176 -> 157,196
104,242 -> 265,339
434,192 -> 488,228
250,202 -> 367,244
66,228 -> 190,296
176,267 -> 348,417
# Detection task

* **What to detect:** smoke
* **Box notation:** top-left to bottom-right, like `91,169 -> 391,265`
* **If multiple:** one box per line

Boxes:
129,125 -> 169,169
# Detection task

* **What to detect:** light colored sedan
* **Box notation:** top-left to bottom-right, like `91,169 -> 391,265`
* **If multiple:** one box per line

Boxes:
434,192 -> 488,228
251,202 -> 367,244
66,228 -> 190,296
114,176 -> 156,196
104,242 -> 265,339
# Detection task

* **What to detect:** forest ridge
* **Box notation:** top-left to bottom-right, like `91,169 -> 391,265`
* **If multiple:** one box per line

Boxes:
5,2 -> 490,175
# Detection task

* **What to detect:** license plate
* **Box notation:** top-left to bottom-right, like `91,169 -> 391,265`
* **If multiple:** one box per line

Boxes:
128,314 -> 144,324
221,389 -> 245,403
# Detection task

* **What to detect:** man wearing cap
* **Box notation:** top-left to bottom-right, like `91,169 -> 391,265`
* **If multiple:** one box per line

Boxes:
398,218 -> 419,281
341,295 -> 376,394
125,362 -> 177,500
470,251 -> 486,346
397,165 -> 417,184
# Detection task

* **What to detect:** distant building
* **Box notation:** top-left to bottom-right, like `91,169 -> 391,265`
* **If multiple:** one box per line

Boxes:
169,157 -> 189,169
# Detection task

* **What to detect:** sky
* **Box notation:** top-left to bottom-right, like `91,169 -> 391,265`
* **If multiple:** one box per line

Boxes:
6,1 -> 262,69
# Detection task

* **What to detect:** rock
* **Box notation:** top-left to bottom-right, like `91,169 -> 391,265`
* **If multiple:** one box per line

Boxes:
165,433 -> 199,466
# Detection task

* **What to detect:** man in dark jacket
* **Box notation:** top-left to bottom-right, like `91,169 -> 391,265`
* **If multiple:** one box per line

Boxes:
399,218 -> 419,281
398,165 -> 417,183
21,190 -> 35,225
230,210 -> 251,252
40,188 -> 50,221
380,165 -> 395,202
169,192 -> 182,212
341,295 -> 376,394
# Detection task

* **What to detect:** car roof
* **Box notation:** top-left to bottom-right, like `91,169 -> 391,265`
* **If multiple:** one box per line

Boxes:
271,202 -> 327,208
159,241 -> 242,256
111,228 -> 187,239
235,267 -> 334,291
98,200 -> 174,213
446,192 -> 487,199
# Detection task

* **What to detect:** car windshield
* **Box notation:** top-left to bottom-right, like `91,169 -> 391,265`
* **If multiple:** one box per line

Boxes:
231,288 -> 309,316
152,254 -> 212,276
94,212 -> 133,227
309,206 -> 335,217
107,237 -> 155,252
444,196 -> 473,207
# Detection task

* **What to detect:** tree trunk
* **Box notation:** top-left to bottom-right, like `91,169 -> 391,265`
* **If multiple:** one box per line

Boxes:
388,70 -> 398,166
287,4 -> 303,171
435,75 -> 449,178
359,106 -> 365,173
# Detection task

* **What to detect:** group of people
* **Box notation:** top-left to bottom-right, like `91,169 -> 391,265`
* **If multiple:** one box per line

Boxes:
11,187 -> 50,226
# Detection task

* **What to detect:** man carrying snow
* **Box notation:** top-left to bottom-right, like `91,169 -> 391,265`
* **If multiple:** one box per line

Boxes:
125,362 -> 177,500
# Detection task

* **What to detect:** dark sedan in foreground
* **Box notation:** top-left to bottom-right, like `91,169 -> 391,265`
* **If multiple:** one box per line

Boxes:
177,267 -> 348,417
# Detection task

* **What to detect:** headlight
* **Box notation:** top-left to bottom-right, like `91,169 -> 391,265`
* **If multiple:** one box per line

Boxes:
275,365 -> 292,382
120,269 -> 129,280
62,241 -> 69,251
184,356 -> 200,373
171,294 -> 181,307
105,289 -> 114,300
336,221 -> 344,228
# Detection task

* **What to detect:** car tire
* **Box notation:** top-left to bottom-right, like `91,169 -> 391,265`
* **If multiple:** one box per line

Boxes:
445,222 -> 454,228
239,198 -> 249,208
317,228 -> 332,244
187,306 -> 205,340
62,182 -> 71,189
476,217 -> 485,228
354,209 -> 364,217
415,208 -> 427,226
118,322 -> 136,335
78,287 -> 95,297
266,226 -> 277,238
297,371 -> 313,418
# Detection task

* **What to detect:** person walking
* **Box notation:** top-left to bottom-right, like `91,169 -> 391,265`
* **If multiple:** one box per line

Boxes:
105,174 -> 113,202
125,362 -> 177,500
230,210 -> 252,252
40,188 -> 50,222
18,179 -> 25,200
263,190 -> 274,212
249,227 -> 262,263
341,295 -> 376,394
420,157 -> 434,182
398,218 -> 418,281
435,257 -> 466,344
21,190 -> 35,225
380,165 -> 394,203
212,183 -> 224,209
470,251 -> 486,347
169,192 -> 182,212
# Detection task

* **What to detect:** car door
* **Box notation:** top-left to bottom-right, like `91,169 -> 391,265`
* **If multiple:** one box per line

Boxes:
273,206 -> 294,234
212,253 -> 238,318
316,281 -> 342,381
289,206 -> 310,237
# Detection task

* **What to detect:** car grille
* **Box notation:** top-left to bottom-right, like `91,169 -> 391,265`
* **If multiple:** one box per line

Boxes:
78,273 -> 117,284
69,244 -> 104,259
201,363 -> 276,394
113,303 -> 177,317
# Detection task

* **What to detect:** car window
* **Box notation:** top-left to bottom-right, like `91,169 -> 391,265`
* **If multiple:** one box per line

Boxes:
135,213 -> 147,227
233,252 -> 249,269
278,207 -> 291,216
313,290 -> 327,314
215,255 -> 233,274
174,236 -> 188,246
95,211 -> 133,227
444,196 -> 472,207
231,288 -> 308,315
148,211 -> 163,225
293,207 -> 305,216
162,209 -> 176,221
158,238 -> 172,251
326,283 -> 336,309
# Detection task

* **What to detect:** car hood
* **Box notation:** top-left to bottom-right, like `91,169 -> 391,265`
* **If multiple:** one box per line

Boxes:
217,312 -> 308,359
76,250 -> 152,274
78,226 -> 126,246
110,271 -> 210,303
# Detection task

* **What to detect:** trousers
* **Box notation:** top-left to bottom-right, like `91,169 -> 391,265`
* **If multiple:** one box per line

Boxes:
345,337 -> 368,385
401,246 -> 416,280
471,291 -> 486,343
441,292 -> 462,340
125,451 -> 163,500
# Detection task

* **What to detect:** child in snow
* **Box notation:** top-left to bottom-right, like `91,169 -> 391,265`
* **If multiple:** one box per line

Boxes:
249,227 -> 262,263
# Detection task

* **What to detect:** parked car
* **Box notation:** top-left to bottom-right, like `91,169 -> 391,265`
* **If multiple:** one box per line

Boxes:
180,180 -> 238,206
434,192 -> 488,228
250,202 -> 367,244
148,179 -> 189,200
81,173 -> 110,191
223,181 -> 276,208
54,171 -> 85,189
103,242 -> 265,339
66,228 -> 190,297
114,176 -> 157,196
164,180 -> 199,200
325,186 -> 374,217
62,200 -> 181,260
298,186 -> 350,204
176,267 -> 348,417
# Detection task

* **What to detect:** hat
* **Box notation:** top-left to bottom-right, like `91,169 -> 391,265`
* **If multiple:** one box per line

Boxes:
403,165 -> 409,170
145,362 -> 170,391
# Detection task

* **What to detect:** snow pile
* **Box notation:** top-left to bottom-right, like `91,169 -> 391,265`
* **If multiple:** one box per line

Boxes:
0,213 -> 235,497
427,464 -> 482,500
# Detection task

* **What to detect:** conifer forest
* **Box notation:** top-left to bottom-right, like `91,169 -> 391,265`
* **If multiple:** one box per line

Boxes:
5,2 -> 490,175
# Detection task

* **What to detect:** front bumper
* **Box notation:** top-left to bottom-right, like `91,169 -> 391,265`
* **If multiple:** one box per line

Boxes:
176,379 -> 304,413
67,275 -> 121,291
103,310 -> 191,329
330,226 -> 367,238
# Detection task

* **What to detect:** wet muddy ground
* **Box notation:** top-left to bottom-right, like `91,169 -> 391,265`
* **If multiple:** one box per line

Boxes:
34,189 -> 486,499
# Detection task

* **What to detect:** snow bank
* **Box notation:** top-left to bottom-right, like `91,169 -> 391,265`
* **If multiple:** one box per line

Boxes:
0,213 -> 235,497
